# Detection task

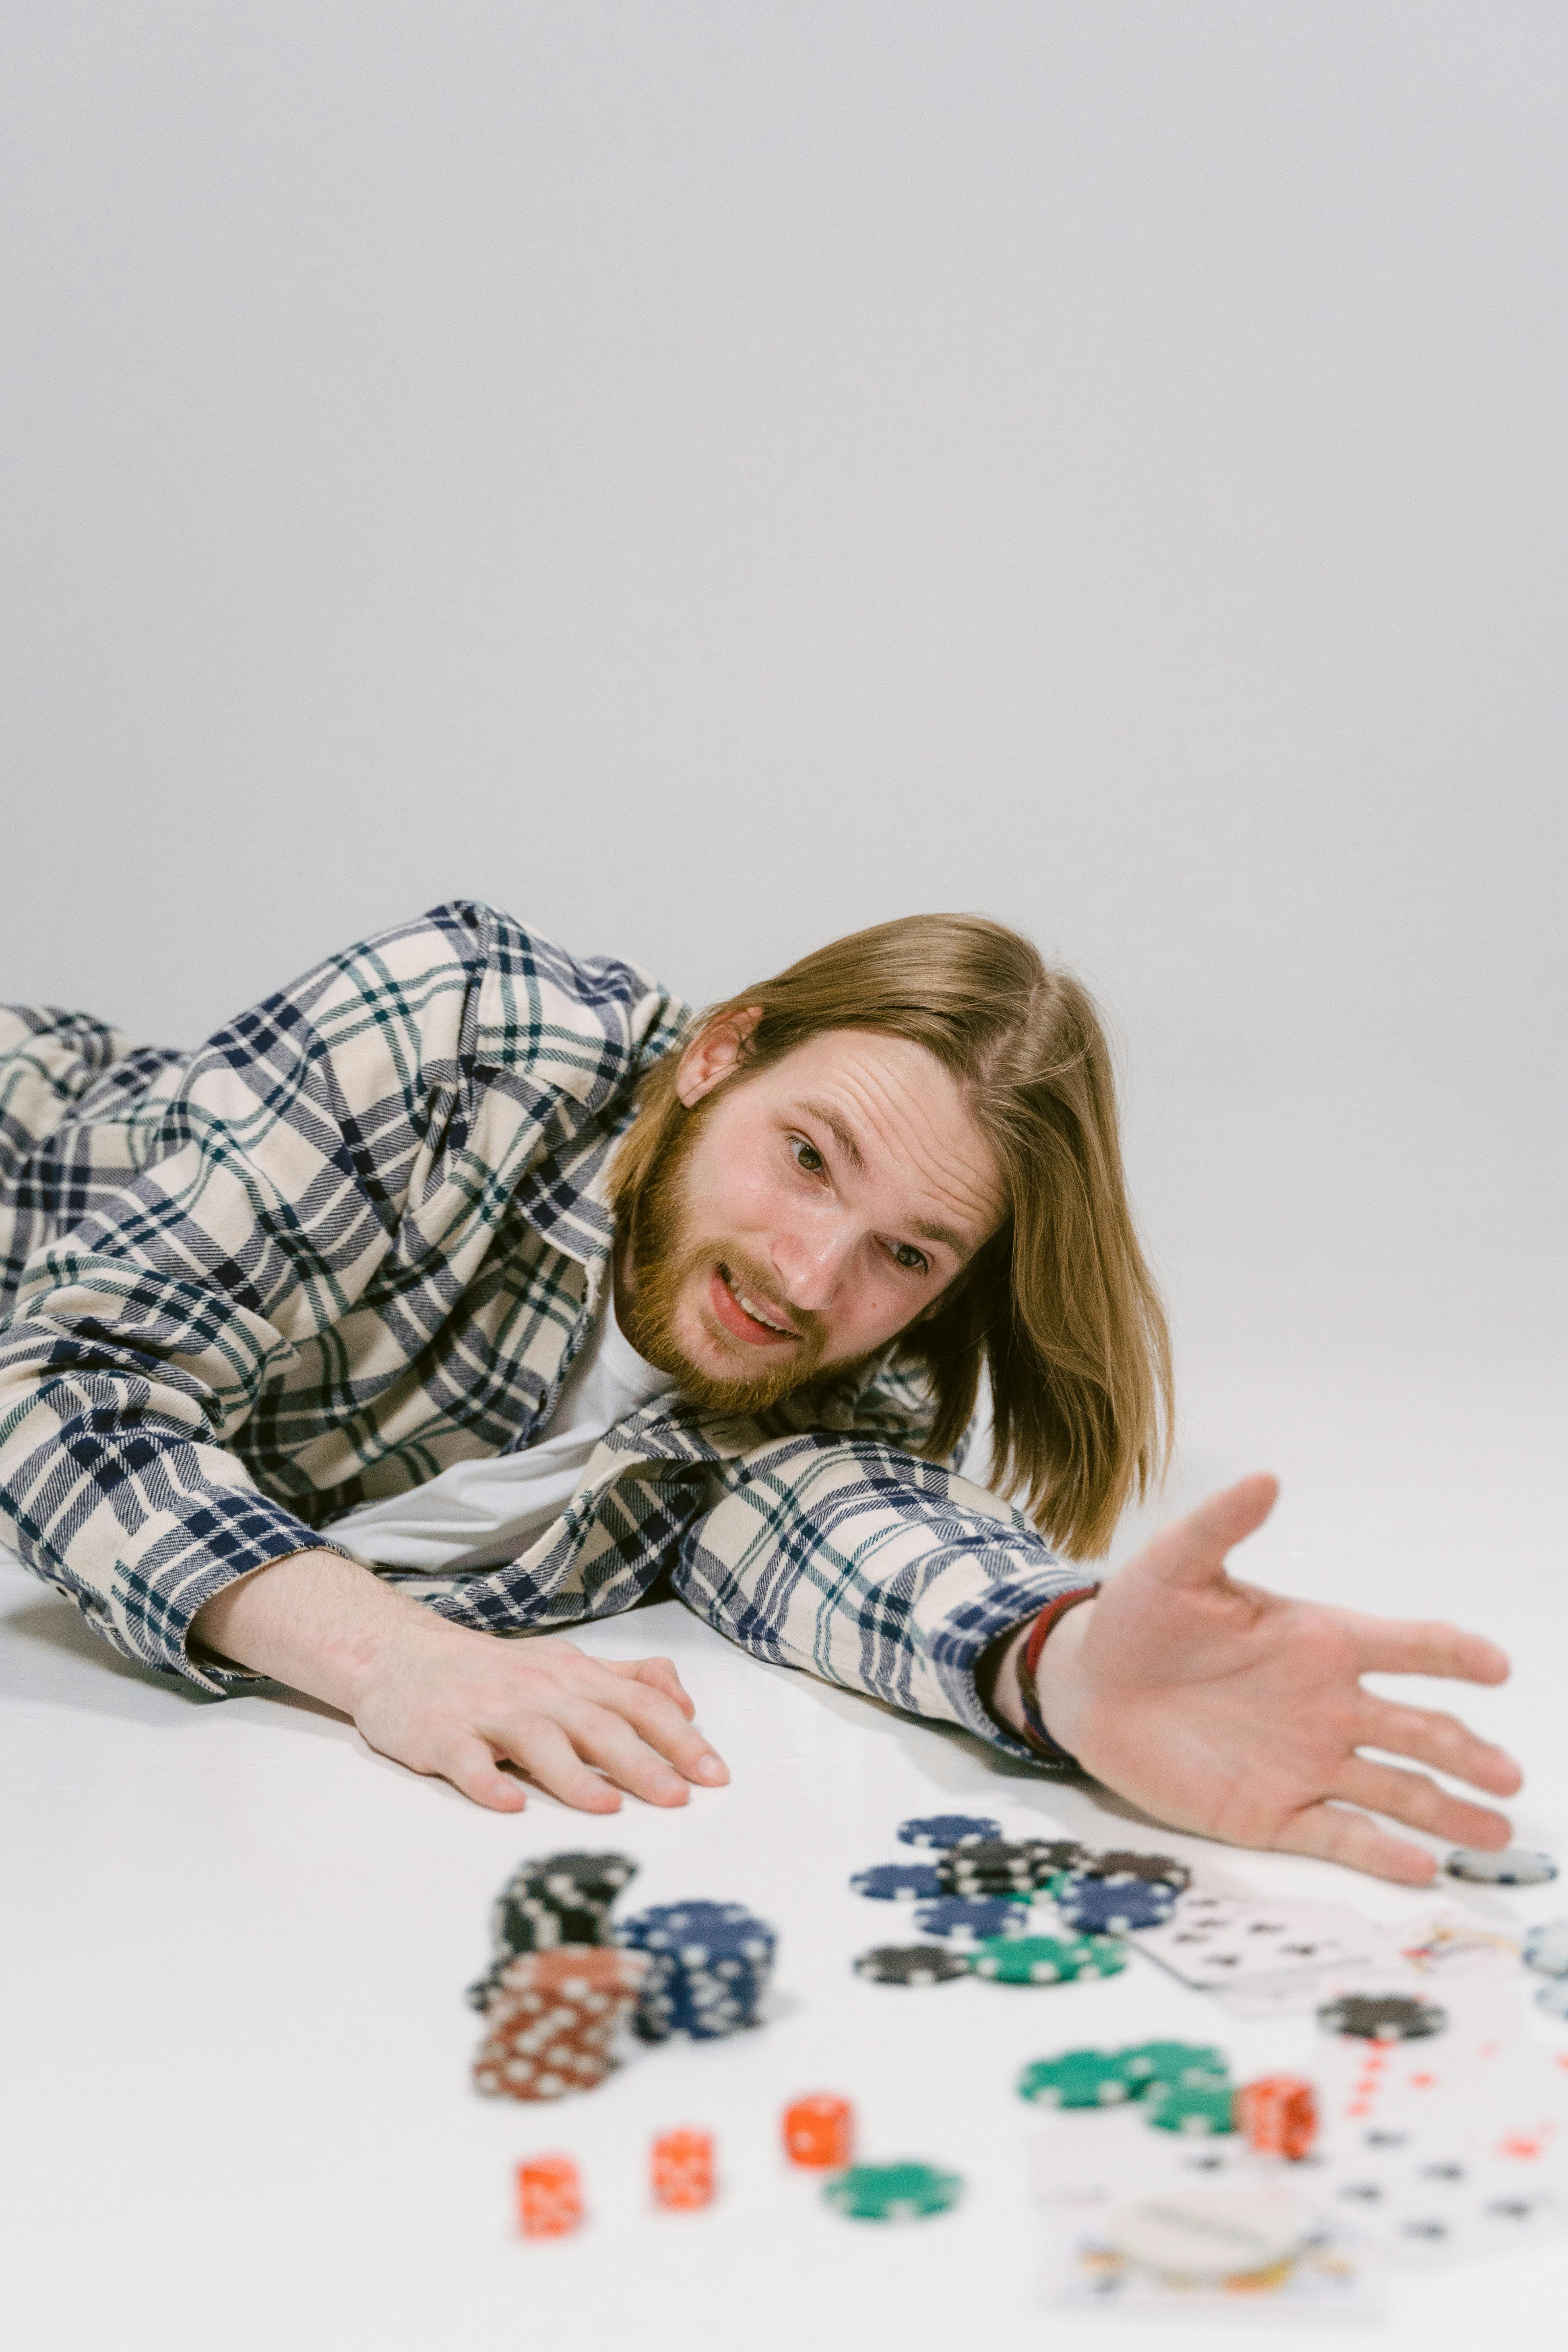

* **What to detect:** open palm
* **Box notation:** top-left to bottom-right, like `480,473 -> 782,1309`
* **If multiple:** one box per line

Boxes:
1047,1475 -> 1521,1883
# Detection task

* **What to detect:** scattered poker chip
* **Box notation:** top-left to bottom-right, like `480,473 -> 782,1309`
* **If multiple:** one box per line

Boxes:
1080,1849 -> 1192,1892
850,1863 -> 945,1902
1316,1993 -> 1447,2042
1105,2181 -> 1312,2278
1444,1846 -> 1558,1887
1017,2050 -> 1139,2107
1055,1872 -> 1179,1934
1144,2079 -> 1238,2136
913,1896 -> 1035,1945
1118,2041 -> 1231,2094
1535,1980 -> 1568,2021
897,1813 -> 1002,1850
971,1931 -> 1127,1985
822,2161 -> 964,2222
853,1943 -> 971,1986
1524,1920 -> 1568,1980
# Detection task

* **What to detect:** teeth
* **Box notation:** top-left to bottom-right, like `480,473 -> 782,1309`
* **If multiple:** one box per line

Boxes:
724,1270 -> 792,1335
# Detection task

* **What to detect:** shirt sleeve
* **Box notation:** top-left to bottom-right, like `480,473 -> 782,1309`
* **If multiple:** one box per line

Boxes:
0,902 -> 553,1689
669,1429 -> 1097,1768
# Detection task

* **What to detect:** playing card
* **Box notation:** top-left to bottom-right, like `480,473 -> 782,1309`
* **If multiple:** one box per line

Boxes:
1296,2126 -> 1568,2267
1122,1890 -> 1389,2000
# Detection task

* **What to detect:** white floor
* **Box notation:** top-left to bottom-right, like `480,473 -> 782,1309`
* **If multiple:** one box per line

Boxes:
3,1084 -> 1564,2350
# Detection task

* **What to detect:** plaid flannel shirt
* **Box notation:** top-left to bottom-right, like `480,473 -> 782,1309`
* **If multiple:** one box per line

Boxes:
0,902 -> 1087,1760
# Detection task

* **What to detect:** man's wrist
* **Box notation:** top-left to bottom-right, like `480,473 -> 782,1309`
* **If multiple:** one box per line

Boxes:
190,1547 -> 419,1716
980,1588 -> 1096,1758
1029,1593 -> 1095,1761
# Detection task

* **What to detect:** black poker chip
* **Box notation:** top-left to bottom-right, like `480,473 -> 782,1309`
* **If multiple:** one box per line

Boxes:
1317,1993 -> 1448,2042
853,1944 -> 971,1986
1081,1849 -> 1192,1891
936,1838 -> 1056,1894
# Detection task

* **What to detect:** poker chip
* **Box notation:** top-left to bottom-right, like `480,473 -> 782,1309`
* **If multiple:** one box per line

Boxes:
1031,1839 -> 1094,1873
490,1849 -> 638,1966
936,1838 -> 1059,1895
1144,2079 -> 1238,2136
822,2161 -> 964,2222
850,1863 -> 945,1901
1118,2041 -> 1230,2094
853,1944 -> 970,1985
1080,1849 -> 1192,1892
1535,1980 -> 1568,2020
1525,1921 -> 1568,1980
1316,1993 -> 1447,2042
615,1902 -> 777,2042
1105,2181 -> 1312,2278
1055,1872 -> 1179,1934
1444,1846 -> 1558,1887
1017,2050 -> 1139,2107
472,1945 -> 649,2100
897,1813 -> 1002,1849
913,1896 -> 1035,1945
970,1931 -> 1127,1984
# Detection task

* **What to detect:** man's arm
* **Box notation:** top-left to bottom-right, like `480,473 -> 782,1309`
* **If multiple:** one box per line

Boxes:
191,1548 -> 728,1811
988,1474 -> 1520,1885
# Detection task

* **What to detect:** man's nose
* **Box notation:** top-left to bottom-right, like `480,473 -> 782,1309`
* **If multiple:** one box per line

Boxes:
772,1218 -> 857,1313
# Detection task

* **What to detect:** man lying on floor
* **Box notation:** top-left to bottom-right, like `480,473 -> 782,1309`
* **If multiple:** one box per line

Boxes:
0,904 -> 1519,1879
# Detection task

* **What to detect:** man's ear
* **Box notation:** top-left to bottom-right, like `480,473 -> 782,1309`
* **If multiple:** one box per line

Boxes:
676,1008 -> 764,1108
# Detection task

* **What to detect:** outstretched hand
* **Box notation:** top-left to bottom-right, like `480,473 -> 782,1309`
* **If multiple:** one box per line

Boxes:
1035,1474 -> 1521,1884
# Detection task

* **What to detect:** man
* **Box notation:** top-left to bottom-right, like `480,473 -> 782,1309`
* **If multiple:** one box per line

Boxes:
0,902 -> 1518,1881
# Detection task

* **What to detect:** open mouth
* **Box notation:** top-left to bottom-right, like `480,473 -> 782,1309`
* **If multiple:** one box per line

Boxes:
712,1262 -> 799,1344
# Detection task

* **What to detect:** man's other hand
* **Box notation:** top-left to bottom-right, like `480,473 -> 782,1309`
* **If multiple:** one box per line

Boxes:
191,1551 -> 729,1814
1035,1474 -> 1521,1884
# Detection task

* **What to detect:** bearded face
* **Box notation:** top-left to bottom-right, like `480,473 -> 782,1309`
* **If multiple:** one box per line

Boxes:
613,1025 -> 1002,1417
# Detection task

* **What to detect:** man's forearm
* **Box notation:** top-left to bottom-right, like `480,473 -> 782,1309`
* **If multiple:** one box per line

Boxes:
190,1548 -> 427,1713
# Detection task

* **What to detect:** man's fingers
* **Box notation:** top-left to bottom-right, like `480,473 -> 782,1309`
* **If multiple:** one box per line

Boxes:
598,1653 -> 698,1718
562,1704 -> 695,1807
1139,1473 -> 1280,1593
572,1666 -> 728,1785
1273,1801 -> 1440,1886
1333,1753 -> 1514,1853
497,1718 -> 625,1813
1352,1695 -> 1522,1799
1348,1613 -> 1511,1686
430,1734 -> 531,1814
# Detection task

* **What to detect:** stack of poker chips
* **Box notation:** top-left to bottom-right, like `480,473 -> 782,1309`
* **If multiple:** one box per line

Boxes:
468,1849 -> 639,2010
934,1838 -> 1064,1898
1017,2040 -> 1233,2127
473,1945 -> 651,2101
1054,1867 -> 1180,1934
614,1900 -> 777,2042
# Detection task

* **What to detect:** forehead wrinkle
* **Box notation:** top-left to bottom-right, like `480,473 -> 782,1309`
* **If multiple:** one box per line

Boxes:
808,1041 -> 1000,1241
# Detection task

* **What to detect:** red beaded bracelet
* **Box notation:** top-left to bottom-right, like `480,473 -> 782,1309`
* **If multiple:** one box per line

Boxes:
1016,1587 -> 1097,1761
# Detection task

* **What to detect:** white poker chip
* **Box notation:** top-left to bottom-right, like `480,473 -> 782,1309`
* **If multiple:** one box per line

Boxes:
1536,1980 -> 1568,2021
1104,2182 -> 1313,2280
1444,1846 -> 1558,1887
1524,1920 -> 1568,1980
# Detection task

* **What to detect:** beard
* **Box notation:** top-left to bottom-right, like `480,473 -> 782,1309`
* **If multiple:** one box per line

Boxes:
617,1094 -> 854,1418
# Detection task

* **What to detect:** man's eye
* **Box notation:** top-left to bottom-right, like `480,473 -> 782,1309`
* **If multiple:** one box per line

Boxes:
891,1243 -> 928,1273
790,1136 -> 825,1175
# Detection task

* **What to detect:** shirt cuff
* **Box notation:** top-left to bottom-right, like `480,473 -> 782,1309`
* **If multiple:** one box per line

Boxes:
924,1566 -> 1101,1770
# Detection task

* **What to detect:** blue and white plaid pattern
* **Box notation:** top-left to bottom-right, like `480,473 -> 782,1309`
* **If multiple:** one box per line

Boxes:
0,902 -> 1086,1760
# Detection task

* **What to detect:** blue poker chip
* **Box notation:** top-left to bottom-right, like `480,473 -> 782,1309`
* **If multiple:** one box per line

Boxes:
1055,1872 -> 1178,1934
897,1814 -> 1003,1850
912,1896 -> 1033,1944
851,1863 -> 945,1901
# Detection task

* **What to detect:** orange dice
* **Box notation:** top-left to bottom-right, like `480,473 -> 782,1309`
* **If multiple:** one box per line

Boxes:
783,2093 -> 854,2169
651,2128 -> 715,2210
1236,2075 -> 1318,2161
516,2152 -> 583,2237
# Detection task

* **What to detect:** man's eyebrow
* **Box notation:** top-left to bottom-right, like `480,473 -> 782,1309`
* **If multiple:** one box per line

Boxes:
795,1099 -> 975,1264
796,1099 -> 865,1171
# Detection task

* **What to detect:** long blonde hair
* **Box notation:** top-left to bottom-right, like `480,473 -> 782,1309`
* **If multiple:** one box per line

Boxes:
609,913 -> 1172,1559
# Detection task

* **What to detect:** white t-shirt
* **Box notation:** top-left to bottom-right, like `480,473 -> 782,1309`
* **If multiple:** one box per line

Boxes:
323,1287 -> 677,1573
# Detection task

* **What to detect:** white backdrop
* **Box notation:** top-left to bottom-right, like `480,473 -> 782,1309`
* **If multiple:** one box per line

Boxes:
2,1 -> 1562,1099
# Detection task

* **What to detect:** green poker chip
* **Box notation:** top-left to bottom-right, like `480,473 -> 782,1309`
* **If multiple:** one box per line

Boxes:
1118,2041 -> 1231,2095
971,1932 -> 1129,1985
1144,2079 -> 1237,2136
822,2162 -> 965,2222
1018,2049 -> 1139,2108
